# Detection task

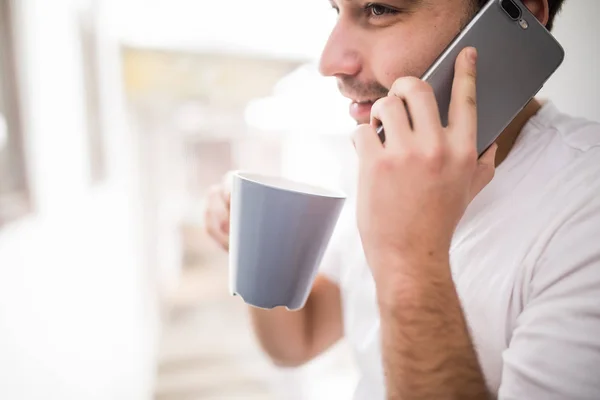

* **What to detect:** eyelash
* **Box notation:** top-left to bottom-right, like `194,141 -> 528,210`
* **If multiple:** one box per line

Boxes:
329,2 -> 401,19
364,3 -> 400,18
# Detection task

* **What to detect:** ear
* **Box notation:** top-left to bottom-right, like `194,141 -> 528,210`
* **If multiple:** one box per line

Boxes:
521,0 -> 550,26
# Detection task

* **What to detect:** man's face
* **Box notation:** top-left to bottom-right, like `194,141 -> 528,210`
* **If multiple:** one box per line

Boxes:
319,0 -> 475,124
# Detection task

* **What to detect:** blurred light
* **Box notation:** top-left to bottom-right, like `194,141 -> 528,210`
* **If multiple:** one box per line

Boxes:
244,64 -> 355,135
112,0 -> 337,61
173,101 -> 209,132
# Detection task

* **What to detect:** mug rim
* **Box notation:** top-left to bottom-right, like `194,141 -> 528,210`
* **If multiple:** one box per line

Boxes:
233,170 -> 347,199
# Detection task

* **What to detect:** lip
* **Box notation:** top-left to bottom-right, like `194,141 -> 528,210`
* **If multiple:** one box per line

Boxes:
349,100 -> 375,123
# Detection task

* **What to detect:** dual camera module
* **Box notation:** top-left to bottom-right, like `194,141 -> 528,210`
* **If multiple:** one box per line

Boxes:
500,0 -> 528,29
500,0 -> 522,20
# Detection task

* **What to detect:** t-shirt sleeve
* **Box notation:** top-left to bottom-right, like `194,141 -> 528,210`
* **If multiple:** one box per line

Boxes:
498,199 -> 600,399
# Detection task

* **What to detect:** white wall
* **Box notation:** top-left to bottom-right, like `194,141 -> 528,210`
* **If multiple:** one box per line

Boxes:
0,0 -> 159,399
539,0 -> 600,121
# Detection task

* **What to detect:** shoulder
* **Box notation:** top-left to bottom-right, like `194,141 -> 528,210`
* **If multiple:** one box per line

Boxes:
526,103 -> 600,210
517,103 -> 600,299
538,102 -> 600,158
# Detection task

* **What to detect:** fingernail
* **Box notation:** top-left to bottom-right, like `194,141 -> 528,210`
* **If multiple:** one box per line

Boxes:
468,47 -> 478,64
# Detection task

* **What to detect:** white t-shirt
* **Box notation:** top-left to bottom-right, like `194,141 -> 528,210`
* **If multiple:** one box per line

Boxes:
320,101 -> 600,400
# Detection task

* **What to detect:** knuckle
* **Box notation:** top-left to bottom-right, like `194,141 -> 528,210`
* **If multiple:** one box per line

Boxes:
425,143 -> 445,160
422,145 -> 446,169
466,68 -> 477,81
220,219 -> 230,233
459,146 -> 478,166
394,146 -> 419,165
372,96 -> 387,108
373,96 -> 396,112
381,95 -> 399,107
372,96 -> 405,121
413,80 -> 433,95
394,76 -> 432,96
372,154 -> 399,173
465,93 -> 477,108
383,97 -> 399,114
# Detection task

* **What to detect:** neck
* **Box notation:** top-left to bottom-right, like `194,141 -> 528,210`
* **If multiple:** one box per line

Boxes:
493,98 -> 543,167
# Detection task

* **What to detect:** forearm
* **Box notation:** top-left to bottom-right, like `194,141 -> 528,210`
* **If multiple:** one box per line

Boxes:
376,260 -> 489,400
249,306 -> 311,367
248,275 -> 343,367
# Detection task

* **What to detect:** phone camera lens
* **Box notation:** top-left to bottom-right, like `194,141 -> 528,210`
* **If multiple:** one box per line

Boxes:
500,0 -> 522,20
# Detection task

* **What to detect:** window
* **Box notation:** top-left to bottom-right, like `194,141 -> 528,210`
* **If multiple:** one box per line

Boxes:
0,0 -> 30,226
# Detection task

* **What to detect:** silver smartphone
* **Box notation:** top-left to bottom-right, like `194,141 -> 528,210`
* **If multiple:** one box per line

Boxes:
377,0 -> 565,155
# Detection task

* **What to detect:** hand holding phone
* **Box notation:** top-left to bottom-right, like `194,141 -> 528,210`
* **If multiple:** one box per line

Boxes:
376,0 -> 564,156
354,46 -> 498,276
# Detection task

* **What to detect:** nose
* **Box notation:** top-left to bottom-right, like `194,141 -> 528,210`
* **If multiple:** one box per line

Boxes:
318,21 -> 362,78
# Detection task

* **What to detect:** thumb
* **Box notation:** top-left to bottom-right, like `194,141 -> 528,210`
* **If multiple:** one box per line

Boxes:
470,143 -> 498,198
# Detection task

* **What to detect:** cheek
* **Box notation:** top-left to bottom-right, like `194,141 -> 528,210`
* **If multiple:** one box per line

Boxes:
372,10 -> 467,88
372,38 -> 440,88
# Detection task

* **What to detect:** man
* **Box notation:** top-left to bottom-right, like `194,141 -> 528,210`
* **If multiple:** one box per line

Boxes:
204,0 -> 600,398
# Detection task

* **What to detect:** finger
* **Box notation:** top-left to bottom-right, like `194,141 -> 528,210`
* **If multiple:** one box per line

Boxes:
369,95 -> 411,148
353,124 -> 382,159
221,187 -> 231,210
470,142 -> 497,198
223,173 -> 235,204
206,186 -> 230,231
207,215 -> 230,251
448,47 -> 478,145
214,201 -> 230,234
209,183 -> 230,210
389,77 -> 442,134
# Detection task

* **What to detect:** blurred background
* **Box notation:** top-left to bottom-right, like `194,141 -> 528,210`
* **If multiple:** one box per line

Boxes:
0,0 -> 597,399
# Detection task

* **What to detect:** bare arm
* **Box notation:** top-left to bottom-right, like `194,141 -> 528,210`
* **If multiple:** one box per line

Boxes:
249,274 -> 343,367
352,47 -> 494,399
377,260 -> 489,400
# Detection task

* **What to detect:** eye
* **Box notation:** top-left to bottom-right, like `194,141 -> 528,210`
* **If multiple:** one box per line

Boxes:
365,3 -> 399,18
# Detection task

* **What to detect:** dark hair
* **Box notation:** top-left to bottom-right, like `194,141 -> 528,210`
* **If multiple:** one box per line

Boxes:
476,0 -> 566,31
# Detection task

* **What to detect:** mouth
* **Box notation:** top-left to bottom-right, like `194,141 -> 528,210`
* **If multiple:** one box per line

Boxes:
349,99 -> 378,124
